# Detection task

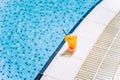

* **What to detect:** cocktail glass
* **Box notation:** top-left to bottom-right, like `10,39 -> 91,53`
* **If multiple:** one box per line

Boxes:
65,35 -> 77,52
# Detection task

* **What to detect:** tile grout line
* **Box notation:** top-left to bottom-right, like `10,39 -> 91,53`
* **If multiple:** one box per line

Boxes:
93,30 -> 120,80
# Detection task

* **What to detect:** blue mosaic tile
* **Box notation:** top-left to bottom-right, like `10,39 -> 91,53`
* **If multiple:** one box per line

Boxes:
0,0 -> 101,80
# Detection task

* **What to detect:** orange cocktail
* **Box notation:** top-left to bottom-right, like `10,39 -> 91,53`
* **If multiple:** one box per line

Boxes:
65,35 -> 77,52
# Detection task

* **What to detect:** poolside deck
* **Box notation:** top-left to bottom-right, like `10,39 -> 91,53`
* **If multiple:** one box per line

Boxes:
75,12 -> 120,80
40,0 -> 120,80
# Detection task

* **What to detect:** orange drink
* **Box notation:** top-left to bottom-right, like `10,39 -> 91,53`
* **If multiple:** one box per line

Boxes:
65,35 -> 77,52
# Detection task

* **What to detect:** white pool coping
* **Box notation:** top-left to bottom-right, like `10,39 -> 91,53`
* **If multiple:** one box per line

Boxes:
41,0 -> 120,80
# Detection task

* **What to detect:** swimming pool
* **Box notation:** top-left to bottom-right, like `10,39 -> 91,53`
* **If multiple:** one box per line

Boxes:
0,0 -> 102,80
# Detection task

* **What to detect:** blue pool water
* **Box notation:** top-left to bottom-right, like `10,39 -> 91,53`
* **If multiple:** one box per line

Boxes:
0,0 -> 102,80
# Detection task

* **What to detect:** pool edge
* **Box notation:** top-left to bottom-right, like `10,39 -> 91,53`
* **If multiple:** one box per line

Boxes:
35,0 -> 103,80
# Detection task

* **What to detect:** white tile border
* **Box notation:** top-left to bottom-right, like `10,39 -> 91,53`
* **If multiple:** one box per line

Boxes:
41,0 -> 120,80
97,0 -> 120,13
